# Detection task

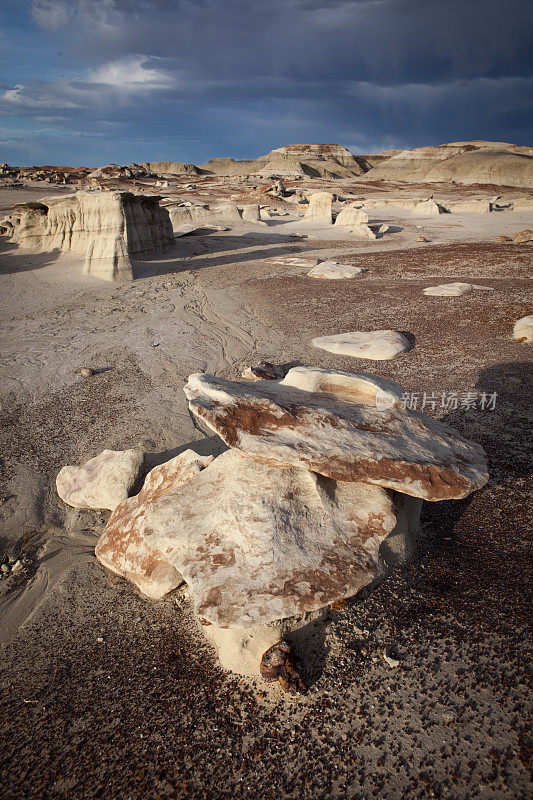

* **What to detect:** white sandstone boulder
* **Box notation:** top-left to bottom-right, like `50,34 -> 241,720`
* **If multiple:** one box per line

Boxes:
334,204 -> 369,226
304,191 -> 334,224
57,449 -> 144,511
351,224 -> 377,239
312,330 -> 411,360
307,261 -> 365,279
513,314 -> 533,342
95,449 -> 214,599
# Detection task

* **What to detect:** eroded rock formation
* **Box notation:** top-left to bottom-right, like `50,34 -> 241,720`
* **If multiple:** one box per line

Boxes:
84,366 -> 487,679
183,369 -> 488,500
57,449 -> 144,511
312,330 -> 411,360
0,191 -> 173,281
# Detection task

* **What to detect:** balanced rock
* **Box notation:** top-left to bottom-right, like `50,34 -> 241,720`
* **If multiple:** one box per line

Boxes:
312,330 -> 411,360
57,449 -> 144,511
95,450 -> 214,599
424,282 -> 494,296
307,261 -> 365,279
184,368 -> 488,501
0,191 -> 173,281
513,315 -> 533,342
304,191 -> 334,224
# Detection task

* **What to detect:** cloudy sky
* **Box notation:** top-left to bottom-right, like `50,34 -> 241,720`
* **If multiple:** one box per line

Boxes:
1,0 -> 532,166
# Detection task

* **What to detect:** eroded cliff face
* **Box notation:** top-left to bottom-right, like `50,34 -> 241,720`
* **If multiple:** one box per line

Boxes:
0,191 -> 173,281
363,141 -> 533,187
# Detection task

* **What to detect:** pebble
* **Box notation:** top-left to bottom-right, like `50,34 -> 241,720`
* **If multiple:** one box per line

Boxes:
80,367 -> 94,377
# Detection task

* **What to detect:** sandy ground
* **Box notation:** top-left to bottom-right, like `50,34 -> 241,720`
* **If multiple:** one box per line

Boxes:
0,180 -> 532,799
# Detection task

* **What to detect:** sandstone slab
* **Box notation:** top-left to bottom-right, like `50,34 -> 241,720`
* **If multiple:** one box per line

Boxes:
307,261 -> 365,279
424,282 -> 494,296
184,370 -> 489,501
312,330 -> 411,360
138,449 -> 398,627
95,450 -> 214,599
57,449 -> 144,511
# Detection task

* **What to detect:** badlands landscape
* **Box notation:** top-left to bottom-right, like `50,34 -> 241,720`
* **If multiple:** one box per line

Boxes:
0,141 -> 532,799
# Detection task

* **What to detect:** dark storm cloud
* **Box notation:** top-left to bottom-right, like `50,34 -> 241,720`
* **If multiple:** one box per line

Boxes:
1,0 -> 532,164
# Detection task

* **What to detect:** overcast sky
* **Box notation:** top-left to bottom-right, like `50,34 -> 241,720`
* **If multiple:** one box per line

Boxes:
1,0 -> 532,166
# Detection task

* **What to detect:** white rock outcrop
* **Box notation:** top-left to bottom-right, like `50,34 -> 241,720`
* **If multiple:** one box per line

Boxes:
307,261 -> 365,279
334,204 -> 369,226
513,314 -> 533,342
423,282 -> 495,296
95,449 -> 214,599
351,223 -> 377,239
312,330 -> 411,360
0,191 -> 173,281
412,198 -> 446,216
164,199 -> 242,231
240,204 -> 265,223
445,199 -> 493,213
57,449 -> 144,511
304,191 -> 334,224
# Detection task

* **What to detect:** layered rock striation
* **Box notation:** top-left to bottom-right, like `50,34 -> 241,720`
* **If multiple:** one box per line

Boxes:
0,190 -> 174,281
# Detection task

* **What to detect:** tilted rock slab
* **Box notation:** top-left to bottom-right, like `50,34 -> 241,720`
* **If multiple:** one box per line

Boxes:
312,330 -> 411,360
138,449 -> 398,627
184,369 -> 488,501
1,191 -> 173,281
307,261 -> 365,279
424,282 -> 495,297
95,450 -> 214,599
57,449 -> 144,511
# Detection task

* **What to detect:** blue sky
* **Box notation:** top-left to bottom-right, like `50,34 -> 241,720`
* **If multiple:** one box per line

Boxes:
1,0 -> 532,167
